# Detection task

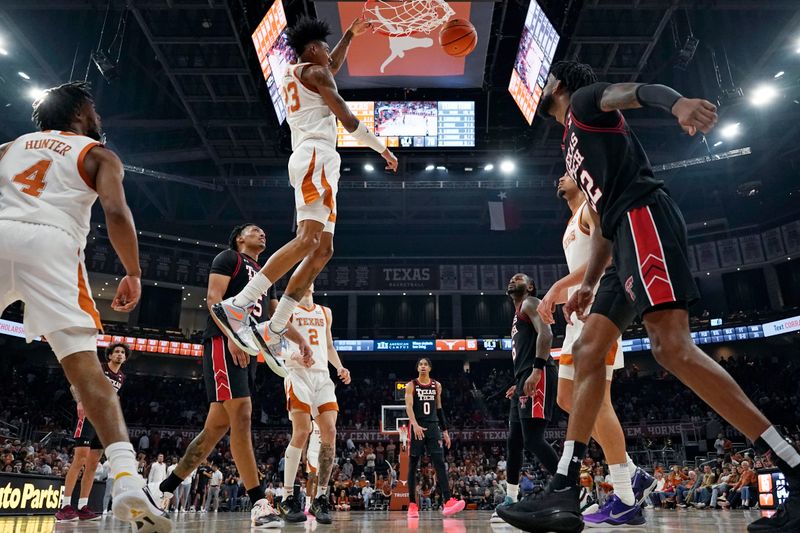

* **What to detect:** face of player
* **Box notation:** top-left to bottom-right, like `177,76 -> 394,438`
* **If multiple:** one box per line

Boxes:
109,346 -> 127,365
239,225 -> 266,253
416,359 -> 431,376
556,173 -> 579,200
306,40 -> 331,67
506,274 -> 531,297
78,100 -> 103,142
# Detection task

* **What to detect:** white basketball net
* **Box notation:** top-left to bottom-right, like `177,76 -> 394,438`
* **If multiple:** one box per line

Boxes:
365,0 -> 455,36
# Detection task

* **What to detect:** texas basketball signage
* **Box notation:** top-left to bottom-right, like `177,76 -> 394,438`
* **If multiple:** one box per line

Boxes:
435,339 -> 477,351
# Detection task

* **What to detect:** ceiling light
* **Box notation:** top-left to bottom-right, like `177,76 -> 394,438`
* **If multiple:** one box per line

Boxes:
750,84 -> 778,106
500,160 -> 515,174
0,48 -> 8,56
436,165 -> 446,170
364,163 -> 374,172
464,167 -> 473,172
425,164 -> 434,171
720,122 -> 741,139
774,71 -> 785,79
484,163 -> 494,171
17,71 -> 30,80
27,87 -> 46,101
713,141 -> 723,147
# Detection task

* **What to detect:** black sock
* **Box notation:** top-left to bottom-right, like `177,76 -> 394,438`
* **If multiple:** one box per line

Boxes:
247,487 -> 266,505
160,473 -> 183,494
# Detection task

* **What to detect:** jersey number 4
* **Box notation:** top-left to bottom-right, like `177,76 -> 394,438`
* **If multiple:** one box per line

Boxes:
13,160 -> 52,197
281,82 -> 300,113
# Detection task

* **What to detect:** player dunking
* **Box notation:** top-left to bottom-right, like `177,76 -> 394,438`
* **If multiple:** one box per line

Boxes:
277,285 -> 350,525
490,274 -> 559,524
56,342 -> 129,522
0,81 -> 170,532
498,62 -> 800,533
536,175 -> 656,527
212,17 -> 398,361
158,223 -> 312,529
405,358 -> 465,518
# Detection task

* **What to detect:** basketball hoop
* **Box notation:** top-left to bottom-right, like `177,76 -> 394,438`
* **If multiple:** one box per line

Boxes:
364,0 -> 455,37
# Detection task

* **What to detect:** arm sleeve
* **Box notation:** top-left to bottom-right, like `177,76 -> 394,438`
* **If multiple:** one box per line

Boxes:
209,250 -> 239,276
569,82 -> 619,127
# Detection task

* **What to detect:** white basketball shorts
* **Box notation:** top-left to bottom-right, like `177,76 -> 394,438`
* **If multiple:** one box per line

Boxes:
288,142 -> 340,235
558,314 -> 624,381
284,368 -> 338,418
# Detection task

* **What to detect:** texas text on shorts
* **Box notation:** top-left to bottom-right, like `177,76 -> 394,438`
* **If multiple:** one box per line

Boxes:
496,61 -> 800,533
211,16 -> 399,363
0,81 -> 171,532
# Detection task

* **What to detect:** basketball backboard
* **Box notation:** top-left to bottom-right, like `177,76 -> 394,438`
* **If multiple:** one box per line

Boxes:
380,405 -> 409,434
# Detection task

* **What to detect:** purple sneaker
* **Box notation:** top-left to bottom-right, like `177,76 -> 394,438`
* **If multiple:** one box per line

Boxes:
631,467 -> 657,506
583,495 -> 645,528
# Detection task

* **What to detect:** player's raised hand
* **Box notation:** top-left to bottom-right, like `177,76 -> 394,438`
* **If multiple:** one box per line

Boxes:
563,285 -> 594,325
111,274 -> 141,312
382,149 -> 398,172
338,367 -> 351,385
672,97 -> 718,136
228,337 -> 249,368
348,15 -> 372,36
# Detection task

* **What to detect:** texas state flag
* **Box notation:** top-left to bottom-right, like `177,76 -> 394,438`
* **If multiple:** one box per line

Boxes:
488,191 -> 521,231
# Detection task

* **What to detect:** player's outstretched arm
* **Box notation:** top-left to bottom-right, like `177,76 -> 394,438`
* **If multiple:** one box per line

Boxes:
329,16 -> 371,75
91,147 -> 141,312
595,82 -> 718,136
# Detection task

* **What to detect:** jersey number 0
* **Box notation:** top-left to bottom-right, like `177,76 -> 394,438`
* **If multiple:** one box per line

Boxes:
13,160 -> 52,197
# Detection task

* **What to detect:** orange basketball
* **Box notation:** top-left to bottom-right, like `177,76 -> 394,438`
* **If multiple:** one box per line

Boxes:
439,19 -> 477,57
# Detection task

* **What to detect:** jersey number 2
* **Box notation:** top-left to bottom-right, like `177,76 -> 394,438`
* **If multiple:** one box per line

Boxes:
13,160 -> 51,197
282,82 -> 300,113
309,329 -> 319,346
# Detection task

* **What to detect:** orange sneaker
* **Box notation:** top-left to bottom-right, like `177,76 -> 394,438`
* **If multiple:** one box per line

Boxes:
442,498 -> 465,517
407,502 -> 419,518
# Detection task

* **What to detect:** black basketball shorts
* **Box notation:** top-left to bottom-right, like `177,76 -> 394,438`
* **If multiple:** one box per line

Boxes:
410,424 -> 443,457
592,190 -> 700,332
509,363 -> 557,423
73,416 -> 102,449
203,335 -> 257,404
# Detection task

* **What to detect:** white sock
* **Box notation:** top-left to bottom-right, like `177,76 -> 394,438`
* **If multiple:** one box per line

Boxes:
762,426 -> 800,468
283,445 -> 303,496
557,441 -> 575,477
610,463 -> 635,506
78,497 -> 88,508
61,493 -> 71,507
270,296 -> 299,332
106,441 -> 144,497
626,453 -> 638,478
506,483 -> 519,501
233,273 -> 273,307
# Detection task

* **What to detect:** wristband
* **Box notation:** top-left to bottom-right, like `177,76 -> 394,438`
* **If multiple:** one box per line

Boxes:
635,84 -> 683,114
533,358 -> 547,370
350,121 -> 387,154
436,408 -> 448,432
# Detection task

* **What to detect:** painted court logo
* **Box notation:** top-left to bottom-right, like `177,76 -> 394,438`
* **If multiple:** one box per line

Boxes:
625,276 -> 636,302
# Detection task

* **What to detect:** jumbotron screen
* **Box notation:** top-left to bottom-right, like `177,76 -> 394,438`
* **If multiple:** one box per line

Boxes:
251,0 -> 295,124
337,101 -> 475,148
508,1 -> 560,125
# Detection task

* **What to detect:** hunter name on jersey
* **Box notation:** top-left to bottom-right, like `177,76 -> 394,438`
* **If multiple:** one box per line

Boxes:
23,138 -> 72,156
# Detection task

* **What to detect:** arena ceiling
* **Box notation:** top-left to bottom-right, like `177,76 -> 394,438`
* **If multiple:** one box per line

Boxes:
0,0 -> 799,255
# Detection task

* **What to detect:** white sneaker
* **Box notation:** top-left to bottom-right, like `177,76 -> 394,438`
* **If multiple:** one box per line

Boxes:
581,503 -> 599,516
112,485 -> 172,532
490,511 -> 506,524
251,498 -> 283,529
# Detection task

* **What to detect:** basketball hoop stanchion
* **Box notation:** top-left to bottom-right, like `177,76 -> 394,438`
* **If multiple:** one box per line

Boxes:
364,0 -> 455,37
390,424 -> 411,511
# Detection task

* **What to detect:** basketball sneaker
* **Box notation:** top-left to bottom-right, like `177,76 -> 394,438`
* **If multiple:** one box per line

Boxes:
55,505 -> 79,522
112,485 -> 172,533
211,298 -> 261,355
747,494 -> 800,532
407,502 -> 419,518
277,494 -> 307,523
77,505 -> 101,521
496,484 -> 583,533
583,494 -> 645,528
631,467 -> 657,507
442,498 -> 466,517
251,321 -> 289,377
490,496 -> 513,523
251,498 -> 283,529
309,495 -> 333,524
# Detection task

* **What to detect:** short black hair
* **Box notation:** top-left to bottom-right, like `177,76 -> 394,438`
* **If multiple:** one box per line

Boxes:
417,357 -> 432,370
228,223 -> 259,250
286,17 -> 331,56
31,81 -> 94,131
549,61 -> 598,94
106,342 -> 131,360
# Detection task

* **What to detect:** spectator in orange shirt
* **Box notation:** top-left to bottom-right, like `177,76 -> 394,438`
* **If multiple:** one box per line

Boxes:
722,461 -> 756,509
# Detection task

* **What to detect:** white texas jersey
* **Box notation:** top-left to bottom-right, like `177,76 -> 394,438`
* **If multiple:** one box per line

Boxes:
562,201 -> 592,299
286,304 -> 331,373
0,131 -> 101,248
282,63 -> 338,150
